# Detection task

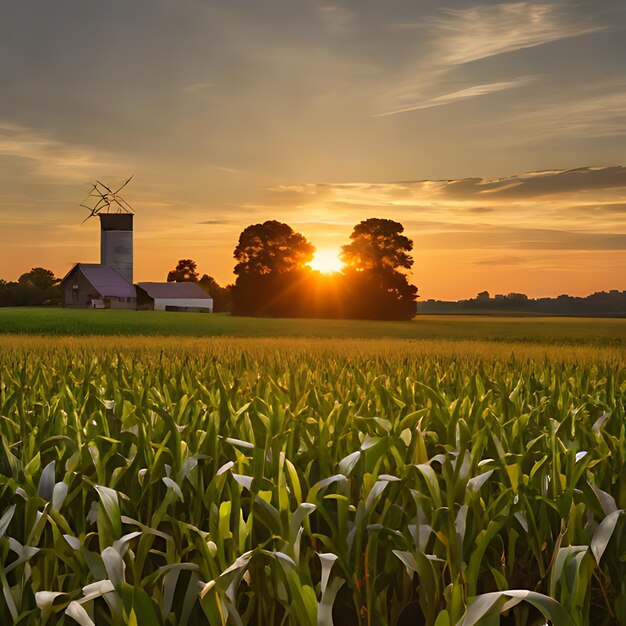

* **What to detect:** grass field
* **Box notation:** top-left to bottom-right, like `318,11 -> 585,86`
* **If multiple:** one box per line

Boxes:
0,334 -> 624,625
0,307 -> 625,346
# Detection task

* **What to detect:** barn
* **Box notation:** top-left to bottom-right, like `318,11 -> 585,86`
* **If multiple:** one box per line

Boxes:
60,211 -> 214,312
136,282 -> 213,312
61,263 -> 137,309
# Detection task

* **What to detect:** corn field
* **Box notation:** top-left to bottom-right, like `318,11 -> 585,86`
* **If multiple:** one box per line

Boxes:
0,337 -> 624,625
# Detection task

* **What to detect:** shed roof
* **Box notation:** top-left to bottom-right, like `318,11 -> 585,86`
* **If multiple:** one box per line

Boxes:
137,282 -> 211,300
63,264 -> 136,298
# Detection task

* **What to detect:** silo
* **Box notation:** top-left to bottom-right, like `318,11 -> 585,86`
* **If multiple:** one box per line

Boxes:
100,214 -> 133,284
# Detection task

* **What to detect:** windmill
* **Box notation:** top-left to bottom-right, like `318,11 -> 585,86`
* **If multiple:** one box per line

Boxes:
80,176 -> 135,223
80,176 -> 136,283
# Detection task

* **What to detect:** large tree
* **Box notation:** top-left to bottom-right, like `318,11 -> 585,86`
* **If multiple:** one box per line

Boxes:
340,218 -> 418,320
232,221 -> 315,316
341,218 -> 413,271
18,267 -> 57,290
234,221 -> 314,277
167,259 -> 199,283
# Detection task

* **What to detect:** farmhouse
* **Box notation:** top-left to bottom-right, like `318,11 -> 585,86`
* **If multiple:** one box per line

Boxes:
61,213 -> 213,312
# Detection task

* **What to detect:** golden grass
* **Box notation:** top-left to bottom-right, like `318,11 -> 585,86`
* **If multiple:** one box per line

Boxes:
2,334 -> 623,365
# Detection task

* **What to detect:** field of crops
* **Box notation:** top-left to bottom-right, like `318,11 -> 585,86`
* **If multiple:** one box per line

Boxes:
0,308 -> 625,347
0,336 -> 624,625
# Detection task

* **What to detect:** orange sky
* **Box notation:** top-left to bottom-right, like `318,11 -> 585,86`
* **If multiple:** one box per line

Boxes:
1,1 -> 625,300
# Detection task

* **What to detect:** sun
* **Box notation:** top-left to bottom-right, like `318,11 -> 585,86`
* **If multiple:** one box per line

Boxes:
308,249 -> 344,274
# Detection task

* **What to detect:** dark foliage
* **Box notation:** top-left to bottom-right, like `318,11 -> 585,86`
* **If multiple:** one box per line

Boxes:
232,221 -> 316,316
341,218 -> 413,272
340,218 -> 418,320
198,274 -> 233,313
234,221 -> 314,277
232,218 -> 418,320
0,268 -> 60,306
167,259 -> 199,283
419,290 -> 626,316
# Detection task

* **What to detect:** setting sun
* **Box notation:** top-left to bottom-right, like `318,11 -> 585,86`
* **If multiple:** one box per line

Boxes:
308,249 -> 344,274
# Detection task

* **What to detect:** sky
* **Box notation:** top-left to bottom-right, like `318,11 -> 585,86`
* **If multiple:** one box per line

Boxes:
1,0 -> 625,300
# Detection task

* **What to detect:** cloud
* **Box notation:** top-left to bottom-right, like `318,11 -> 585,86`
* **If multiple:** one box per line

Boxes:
427,2 -> 605,66
182,82 -> 212,94
270,166 -> 626,205
434,166 -> 626,199
511,82 -> 626,141
266,166 -> 626,254
415,227 -> 626,251
0,121 -> 119,181
473,255 -> 527,266
376,3 -> 604,118
315,4 -> 355,34
375,77 -> 534,117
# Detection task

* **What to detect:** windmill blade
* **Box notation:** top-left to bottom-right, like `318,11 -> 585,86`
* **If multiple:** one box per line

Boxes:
81,176 -> 134,222
79,184 -> 99,207
114,195 -> 135,213
81,203 -> 101,223
111,198 -> 129,213
113,175 -> 133,194
96,180 -> 113,194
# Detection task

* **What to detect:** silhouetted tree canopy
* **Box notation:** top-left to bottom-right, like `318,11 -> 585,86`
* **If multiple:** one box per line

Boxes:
0,267 -> 60,307
341,218 -> 413,271
234,221 -> 314,276
231,218 -> 417,320
199,274 -> 233,312
18,267 -> 58,290
340,219 -> 418,320
232,221 -> 315,316
167,259 -> 199,283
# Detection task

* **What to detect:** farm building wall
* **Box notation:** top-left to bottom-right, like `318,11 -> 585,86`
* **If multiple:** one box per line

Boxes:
153,298 -> 213,312
62,267 -> 94,308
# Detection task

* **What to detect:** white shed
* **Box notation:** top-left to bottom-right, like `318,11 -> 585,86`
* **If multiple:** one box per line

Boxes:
136,282 -> 213,312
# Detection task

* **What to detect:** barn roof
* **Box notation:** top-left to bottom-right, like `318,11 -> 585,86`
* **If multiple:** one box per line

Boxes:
63,264 -> 136,298
136,282 -> 211,300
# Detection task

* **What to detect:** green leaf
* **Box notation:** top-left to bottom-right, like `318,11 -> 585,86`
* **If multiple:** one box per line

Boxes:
591,509 -> 623,565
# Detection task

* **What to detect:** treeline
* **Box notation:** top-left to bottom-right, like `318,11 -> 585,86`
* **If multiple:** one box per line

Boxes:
419,290 -> 626,317
0,268 -> 60,307
166,218 -> 418,320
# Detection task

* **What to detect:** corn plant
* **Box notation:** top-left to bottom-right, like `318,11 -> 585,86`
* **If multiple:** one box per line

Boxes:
0,338 -> 623,624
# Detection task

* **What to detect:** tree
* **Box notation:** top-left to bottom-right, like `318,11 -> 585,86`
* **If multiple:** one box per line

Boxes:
198,274 -> 233,312
167,259 -> 199,283
340,218 -> 418,320
341,218 -> 413,271
234,221 -> 314,277
10,267 -> 61,306
18,267 -> 57,290
232,221 -> 315,316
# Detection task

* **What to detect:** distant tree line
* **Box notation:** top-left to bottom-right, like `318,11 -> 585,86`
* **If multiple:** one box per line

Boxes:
0,268 -> 60,307
167,218 -> 419,320
419,290 -> 626,317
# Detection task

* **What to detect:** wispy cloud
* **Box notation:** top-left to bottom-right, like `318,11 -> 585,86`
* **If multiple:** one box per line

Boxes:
428,2 -> 605,66
0,121 -> 119,180
378,2 -> 605,117
375,77 -> 534,117
511,82 -> 626,141
182,81 -> 212,94
266,166 -> 626,251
